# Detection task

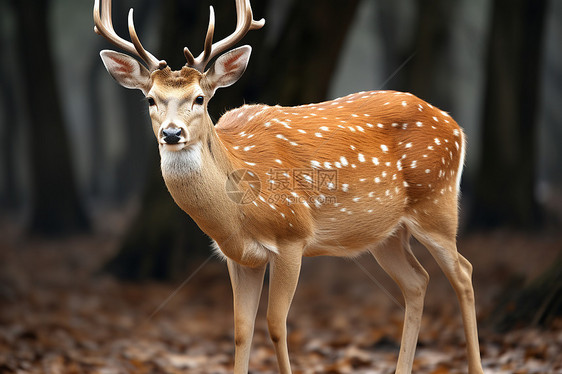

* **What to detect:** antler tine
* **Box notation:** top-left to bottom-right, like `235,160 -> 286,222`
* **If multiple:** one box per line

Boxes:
93,0 -> 165,71
183,47 -> 196,67
127,9 -> 165,70
236,0 -> 265,30
186,0 -> 265,72
202,6 -> 216,63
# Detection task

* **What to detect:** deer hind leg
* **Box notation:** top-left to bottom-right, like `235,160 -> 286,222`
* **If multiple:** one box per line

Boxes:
369,226 -> 429,374
227,259 -> 266,374
405,207 -> 484,374
266,242 -> 303,374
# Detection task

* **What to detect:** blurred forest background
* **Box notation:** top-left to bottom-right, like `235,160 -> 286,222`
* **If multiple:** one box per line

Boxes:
0,0 -> 561,373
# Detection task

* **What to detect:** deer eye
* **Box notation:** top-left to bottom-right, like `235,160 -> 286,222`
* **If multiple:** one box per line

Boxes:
194,95 -> 204,105
147,97 -> 156,106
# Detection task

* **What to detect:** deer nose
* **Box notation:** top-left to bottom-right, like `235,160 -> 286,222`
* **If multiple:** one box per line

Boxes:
162,127 -> 182,144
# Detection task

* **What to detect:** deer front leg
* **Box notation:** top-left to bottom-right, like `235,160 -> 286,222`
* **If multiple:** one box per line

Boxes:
267,243 -> 303,374
227,259 -> 266,374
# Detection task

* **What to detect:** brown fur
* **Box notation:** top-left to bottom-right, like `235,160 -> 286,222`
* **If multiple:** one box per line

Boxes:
152,66 -> 202,88
213,91 -> 464,258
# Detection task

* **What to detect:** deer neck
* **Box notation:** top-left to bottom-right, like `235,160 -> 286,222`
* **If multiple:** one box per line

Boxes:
159,118 -> 241,244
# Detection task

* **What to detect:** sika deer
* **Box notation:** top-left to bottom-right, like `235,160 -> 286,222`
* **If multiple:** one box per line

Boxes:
94,0 -> 484,372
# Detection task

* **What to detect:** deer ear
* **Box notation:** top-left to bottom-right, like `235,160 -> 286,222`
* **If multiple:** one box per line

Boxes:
100,50 -> 151,95
202,45 -> 251,96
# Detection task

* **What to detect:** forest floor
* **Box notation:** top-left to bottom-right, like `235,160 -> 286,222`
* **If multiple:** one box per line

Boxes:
0,221 -> 561,374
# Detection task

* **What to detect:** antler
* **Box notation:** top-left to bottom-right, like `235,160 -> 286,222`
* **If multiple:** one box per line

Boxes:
93,0 -> 166,71
184,0 -> 265,72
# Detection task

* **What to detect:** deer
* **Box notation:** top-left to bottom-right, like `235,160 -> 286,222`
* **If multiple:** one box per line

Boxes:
93,0 -> 484,373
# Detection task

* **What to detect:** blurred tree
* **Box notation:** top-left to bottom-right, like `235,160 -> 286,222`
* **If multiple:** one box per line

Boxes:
472,0 -> 547,228
0,40 -> 21,212
491,254 -> 562,330
256,0 -> 361,106
405,0 -> 453,110
10,0 -> 89,235
104,0 -> 360,280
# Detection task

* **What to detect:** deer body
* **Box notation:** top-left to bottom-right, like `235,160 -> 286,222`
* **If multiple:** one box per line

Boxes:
94,1 -> 484,373
161,88 -> 465,265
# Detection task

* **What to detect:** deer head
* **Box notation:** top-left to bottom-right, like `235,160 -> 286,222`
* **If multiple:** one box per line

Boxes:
94,0 -> 264,151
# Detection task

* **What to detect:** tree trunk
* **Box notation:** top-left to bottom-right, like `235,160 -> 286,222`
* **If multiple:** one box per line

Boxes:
471,0 -> 547,228
490,254 -> 562,331
406,0 -> 453,109
257,0 -> 360,106
0,34 -> 21,211
10,0 -> 89,235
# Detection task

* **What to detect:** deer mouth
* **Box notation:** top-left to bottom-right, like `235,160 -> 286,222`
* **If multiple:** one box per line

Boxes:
160,141 -> 188,152
159,136 -> 200,152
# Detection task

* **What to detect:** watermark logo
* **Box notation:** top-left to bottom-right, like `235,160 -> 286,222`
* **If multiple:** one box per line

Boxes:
225,169 -> 261,204
266,168 -> 338,192
226,167 -> 339,205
